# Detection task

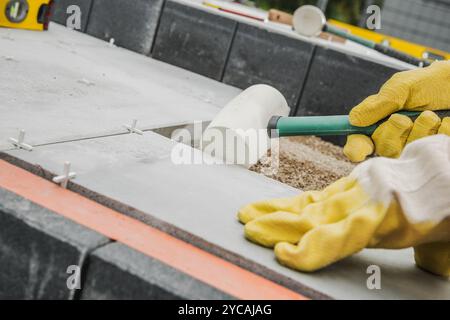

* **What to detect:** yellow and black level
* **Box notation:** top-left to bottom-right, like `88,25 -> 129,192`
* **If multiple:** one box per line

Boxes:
329,19 -> 450,62
0,0 -> 53,31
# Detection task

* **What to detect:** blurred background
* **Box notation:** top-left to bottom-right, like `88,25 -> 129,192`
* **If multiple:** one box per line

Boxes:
235,0 -> 450,56
239,0 -> 383,25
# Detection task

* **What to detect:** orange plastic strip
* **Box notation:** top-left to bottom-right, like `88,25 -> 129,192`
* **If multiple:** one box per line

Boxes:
0,160 -> 307,300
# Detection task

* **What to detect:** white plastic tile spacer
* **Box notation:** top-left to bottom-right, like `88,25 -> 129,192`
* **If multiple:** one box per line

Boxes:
8,130 -> 33,151
52,161 -> 76,189
123,119 -> 144,135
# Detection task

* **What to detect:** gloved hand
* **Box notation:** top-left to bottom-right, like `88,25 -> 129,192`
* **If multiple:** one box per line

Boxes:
344,61 -> 450,162
238,135 -> 450,277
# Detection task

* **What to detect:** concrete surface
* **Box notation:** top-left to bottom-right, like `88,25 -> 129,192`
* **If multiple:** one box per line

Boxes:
6,132 -> 450,299
223,22 -> 314,107
0,187 -> 110,299
152,0 -> 237,80
0,23 -> 240,151
81,242 -> 232,299
86,0 -> 164,54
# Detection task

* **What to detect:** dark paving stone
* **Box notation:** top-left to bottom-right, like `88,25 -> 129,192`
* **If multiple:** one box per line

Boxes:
223,23 -> 314,107
295,47 -> 405,145
85,0 -> 164,54
51,0 -> 93,32
81,242 -> 233,300
152,0 -> 237,80
296,46 -> 404,116
0,187 -> 109,299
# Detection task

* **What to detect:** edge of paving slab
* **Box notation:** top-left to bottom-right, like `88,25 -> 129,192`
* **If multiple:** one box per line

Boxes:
0,158 -> 309,300
0,187 -> 110,299
0,151 -> 331,300
156,0 -> 415,71
81,242 -> 234,300
0,185 -> 234,299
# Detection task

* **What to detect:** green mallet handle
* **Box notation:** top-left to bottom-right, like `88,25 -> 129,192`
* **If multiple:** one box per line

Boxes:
268,111 -> 450,137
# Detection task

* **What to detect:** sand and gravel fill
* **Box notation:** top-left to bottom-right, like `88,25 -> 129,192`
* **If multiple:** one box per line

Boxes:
250,136 -> 355,191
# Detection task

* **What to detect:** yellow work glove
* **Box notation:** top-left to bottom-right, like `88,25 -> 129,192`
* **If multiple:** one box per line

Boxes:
238,135 -> 450,277
344,61 -> 450,162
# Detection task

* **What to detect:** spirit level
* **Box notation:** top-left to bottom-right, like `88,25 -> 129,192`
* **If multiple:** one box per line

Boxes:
0,0 -> 53,31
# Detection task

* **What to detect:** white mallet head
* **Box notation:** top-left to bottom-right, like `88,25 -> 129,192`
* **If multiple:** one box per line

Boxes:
293,5 -> 326,37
